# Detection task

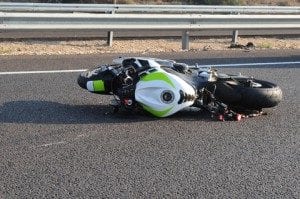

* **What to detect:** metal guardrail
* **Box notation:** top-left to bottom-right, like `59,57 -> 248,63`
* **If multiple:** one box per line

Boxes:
0,3 -> 299,49
1,13 -> 299,30
1,12 -> 299,49
0,3 -> 299,14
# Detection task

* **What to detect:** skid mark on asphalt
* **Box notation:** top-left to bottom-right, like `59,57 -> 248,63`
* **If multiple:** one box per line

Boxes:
35,134 -> 88,148
37,141 -> 67,148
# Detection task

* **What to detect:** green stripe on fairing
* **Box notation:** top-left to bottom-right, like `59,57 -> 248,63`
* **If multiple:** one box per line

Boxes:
141,71 -> 175,88
93,80 -> 105,92
142,105 -> 173,117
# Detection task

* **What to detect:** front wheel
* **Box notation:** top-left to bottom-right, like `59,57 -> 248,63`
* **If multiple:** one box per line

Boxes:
211,79 -> 283,110
240,79 -> 282,109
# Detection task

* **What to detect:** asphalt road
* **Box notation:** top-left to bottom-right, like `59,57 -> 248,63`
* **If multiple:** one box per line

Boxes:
0,50 -> 299,198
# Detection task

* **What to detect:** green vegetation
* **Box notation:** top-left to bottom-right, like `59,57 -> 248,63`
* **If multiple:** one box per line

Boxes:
258,42 -> 272,49
0,46 -> 12,54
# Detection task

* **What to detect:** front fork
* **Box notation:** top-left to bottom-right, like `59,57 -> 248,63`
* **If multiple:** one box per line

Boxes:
197,87 -> 247,121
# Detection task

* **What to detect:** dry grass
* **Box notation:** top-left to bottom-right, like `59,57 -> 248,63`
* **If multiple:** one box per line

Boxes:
5,0 -> 299,5
110,0 -> 299,6
244,0 -> 299,6
118,0 -> 299,5
126,0 -> 299,6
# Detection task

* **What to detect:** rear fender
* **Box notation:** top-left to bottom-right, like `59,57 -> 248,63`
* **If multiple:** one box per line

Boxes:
77,66 -> 119,94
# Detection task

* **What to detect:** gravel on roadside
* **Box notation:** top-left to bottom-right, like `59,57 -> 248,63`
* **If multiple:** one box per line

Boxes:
0,37 -> 299,55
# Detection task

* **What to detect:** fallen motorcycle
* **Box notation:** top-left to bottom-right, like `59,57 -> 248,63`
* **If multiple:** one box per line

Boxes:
77,57 -> 282,121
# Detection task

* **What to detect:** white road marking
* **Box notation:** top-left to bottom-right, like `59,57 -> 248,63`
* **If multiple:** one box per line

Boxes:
0,69 -> 86,75
0,61 -> 299,75
197,61 -> 300,68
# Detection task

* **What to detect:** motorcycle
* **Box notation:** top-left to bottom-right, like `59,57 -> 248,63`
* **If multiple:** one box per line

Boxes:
77,57 -> 282,121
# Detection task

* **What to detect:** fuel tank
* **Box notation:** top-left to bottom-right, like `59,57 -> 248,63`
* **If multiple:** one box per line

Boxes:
135,69 -> 197,117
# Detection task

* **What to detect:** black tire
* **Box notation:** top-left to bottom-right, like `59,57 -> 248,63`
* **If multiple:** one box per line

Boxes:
240,79 -> 282,109
213,79 -> 282,110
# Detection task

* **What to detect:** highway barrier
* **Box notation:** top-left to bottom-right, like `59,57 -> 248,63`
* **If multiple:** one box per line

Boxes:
0,3 -> 299,49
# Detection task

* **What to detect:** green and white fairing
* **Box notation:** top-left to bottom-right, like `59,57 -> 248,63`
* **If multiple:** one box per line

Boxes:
135,68 -> 196,117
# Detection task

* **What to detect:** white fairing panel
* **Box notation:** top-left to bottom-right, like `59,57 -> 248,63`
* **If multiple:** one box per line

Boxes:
135,69 -> 196,117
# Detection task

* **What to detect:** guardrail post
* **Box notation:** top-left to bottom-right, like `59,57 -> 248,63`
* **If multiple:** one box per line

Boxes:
107,31 -> 113,47
107,10 -> 115,47
232,30 -> 239,44
182,30 -> 190,50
